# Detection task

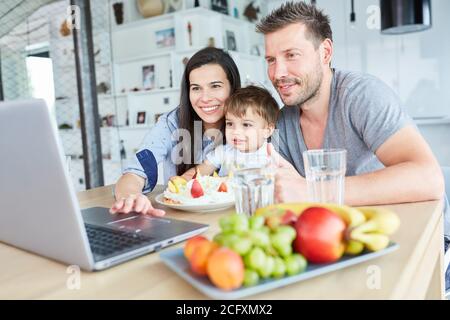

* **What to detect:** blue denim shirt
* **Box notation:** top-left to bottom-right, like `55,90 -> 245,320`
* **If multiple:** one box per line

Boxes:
122,107 -> 217,193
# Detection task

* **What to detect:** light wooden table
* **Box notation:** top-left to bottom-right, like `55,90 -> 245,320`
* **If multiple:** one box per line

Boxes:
0,185 -> 445,299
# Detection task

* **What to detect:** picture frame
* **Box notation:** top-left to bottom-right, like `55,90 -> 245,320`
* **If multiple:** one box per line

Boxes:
136,111 -> 147,125
225,30 -> 237,51
211,0 -> 228,15
155,28 -> 175,48
142,65 -> 155,90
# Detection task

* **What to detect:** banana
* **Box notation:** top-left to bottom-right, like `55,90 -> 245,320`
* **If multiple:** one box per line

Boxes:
255,203 -> 366,229
172,176 -> 187,186
352,207 -> 400,235
345,240 -> 365,255
213,171 -> 219,177
350,232 -> 390,252
167,180 -> 179,193
320,204 -> 366,228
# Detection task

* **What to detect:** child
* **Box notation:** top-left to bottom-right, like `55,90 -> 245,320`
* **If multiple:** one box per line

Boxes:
180,85 -> 279,179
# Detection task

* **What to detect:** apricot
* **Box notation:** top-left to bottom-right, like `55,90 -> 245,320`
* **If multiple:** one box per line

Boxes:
206,248 -> 244,290
184,236 -> 209,261
189,241 -> 218,276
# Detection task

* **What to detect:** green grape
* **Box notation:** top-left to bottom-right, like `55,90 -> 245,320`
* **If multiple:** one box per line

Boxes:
249,215 -> 265,230
220,233 -> 241,248
245,247 -> 266,270
270,233 -> 293,258
213,233 -> 225,245
231,237 -> 253,256
274,225 -> 297,242
284,253 -> 308,276
272,257 -> 286,278
270,232 -> 293,246
258,255 -> 275,278
260,226 -> 271,235
229,214 -> 249,234
264,245 -> 278,257
243,269 -> 260,287
219,216 -> 234,233
248,230 -> 270,249
275,242 -> 292,258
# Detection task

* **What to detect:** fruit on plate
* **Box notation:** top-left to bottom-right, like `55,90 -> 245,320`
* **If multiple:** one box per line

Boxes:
256,202 -> 366,228
184,235 -> 209,260
344,239 -> 365,255
184,213 -> 308,290
243,269 -> 260,287
351,207 -> 400,235
216,214 -> 307,282
167,180 -> 178,193
207,248 -> 244,291
255,202 -> 400,253
188,239 -> 218,276
172,176 -> 187,186
182,204 -> 400,290
285,254 -> 308,276
293,207 -> 346,263
167,176 -> 187,193
190,179 -> 204,198
347,207 -> 400,252
217,182 -> 228,192
349,232 -> 390,252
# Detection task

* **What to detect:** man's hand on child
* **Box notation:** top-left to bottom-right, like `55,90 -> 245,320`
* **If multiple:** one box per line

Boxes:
267,143 -> 308,203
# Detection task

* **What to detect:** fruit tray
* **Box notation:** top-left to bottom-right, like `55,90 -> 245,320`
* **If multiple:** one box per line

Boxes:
160,243 -> 399,300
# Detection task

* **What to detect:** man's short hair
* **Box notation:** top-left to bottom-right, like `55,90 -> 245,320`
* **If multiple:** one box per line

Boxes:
224,85 -> 279,126
256,1 -> 332,48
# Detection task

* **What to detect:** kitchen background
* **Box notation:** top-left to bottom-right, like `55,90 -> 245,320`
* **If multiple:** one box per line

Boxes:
1,0 -> 449,191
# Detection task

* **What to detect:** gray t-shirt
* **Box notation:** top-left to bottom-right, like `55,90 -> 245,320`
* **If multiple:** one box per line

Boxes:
273,69 -> 413,177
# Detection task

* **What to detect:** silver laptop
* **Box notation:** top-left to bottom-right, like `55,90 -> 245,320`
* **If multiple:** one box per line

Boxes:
0,99 -> 208,271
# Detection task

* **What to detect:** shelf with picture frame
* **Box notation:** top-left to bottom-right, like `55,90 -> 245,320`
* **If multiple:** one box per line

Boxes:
109,5 -> 269,165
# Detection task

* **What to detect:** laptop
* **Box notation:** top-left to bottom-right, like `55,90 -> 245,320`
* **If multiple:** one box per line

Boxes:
0,99 -> 208,271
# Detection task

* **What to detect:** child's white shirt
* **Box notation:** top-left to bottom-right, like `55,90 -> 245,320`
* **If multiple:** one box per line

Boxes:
206,142 -> 269,176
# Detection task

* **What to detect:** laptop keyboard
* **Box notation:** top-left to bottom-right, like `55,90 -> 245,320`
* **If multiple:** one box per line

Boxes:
85,224 -> 155,261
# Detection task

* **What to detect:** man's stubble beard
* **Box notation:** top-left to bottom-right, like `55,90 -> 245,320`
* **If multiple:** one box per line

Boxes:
276,58 -> 324,108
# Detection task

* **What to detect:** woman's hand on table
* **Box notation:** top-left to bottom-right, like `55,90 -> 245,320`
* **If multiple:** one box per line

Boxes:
109,193 -> 165,216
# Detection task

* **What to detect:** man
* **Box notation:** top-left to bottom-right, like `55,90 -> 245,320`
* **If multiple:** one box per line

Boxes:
256,1 -> 444,206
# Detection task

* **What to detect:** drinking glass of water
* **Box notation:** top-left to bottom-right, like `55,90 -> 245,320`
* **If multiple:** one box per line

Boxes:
302,149 -> 346,205
231,159 -> 275,217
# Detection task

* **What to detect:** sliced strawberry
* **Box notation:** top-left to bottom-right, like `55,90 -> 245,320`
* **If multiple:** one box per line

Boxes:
217,182 -> 227,192
191,179 -> 204,198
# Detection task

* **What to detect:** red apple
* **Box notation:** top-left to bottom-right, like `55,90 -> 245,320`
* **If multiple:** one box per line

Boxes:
191,179 -> 204,198
293,207 -> 346,263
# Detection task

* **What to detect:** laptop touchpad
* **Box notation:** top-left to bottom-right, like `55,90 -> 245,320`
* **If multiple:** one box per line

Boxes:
107,215 -> 170,233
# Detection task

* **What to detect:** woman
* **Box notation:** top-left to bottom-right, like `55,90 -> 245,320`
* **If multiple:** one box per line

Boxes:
110,47 -> 241,216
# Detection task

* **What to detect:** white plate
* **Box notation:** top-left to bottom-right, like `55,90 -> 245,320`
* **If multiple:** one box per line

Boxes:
154,193 -> 235,213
